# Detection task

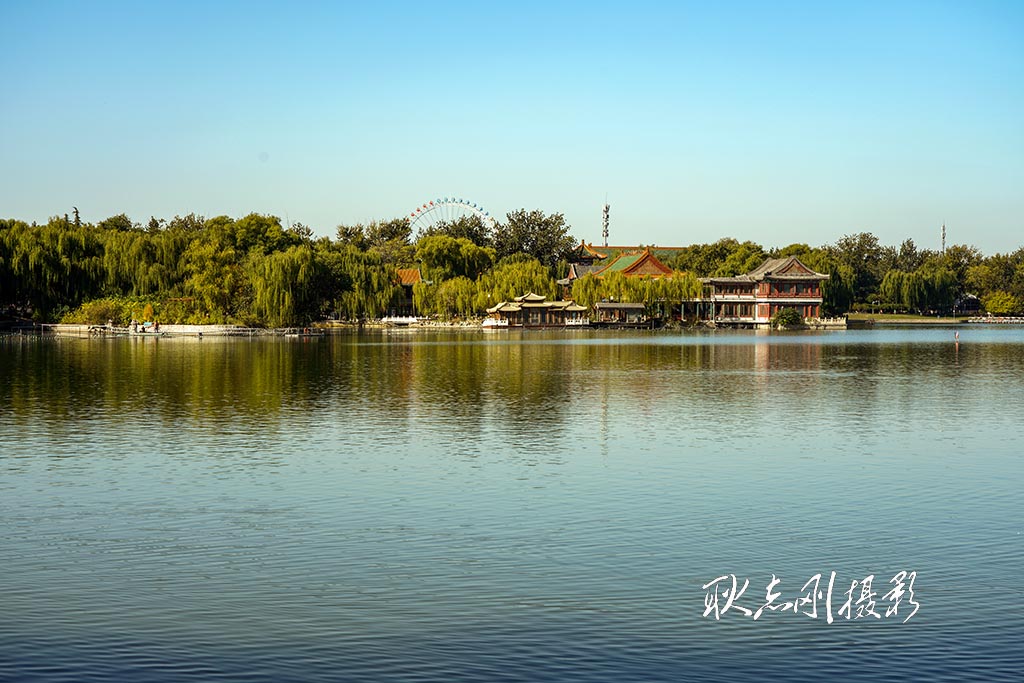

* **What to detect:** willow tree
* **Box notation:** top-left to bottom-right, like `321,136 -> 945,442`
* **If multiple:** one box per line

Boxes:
600,271 -> 643,303
415,234 -> 495,281
332,247 -> 399,320
474,256 -> 557,310
924,266 -> 957,311
880,270 -> 906,309
647,270 -> 704,317
0,219 -> 104,318
901,271 -> 928,312
429,276 -> 477,319
571,273 -> 603,309
248,245 -> 316,326
102,229 -> 188,297
182,238 -> 245,321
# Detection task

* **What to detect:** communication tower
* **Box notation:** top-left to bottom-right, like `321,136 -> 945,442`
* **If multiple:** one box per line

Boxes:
602,202 -> 610,248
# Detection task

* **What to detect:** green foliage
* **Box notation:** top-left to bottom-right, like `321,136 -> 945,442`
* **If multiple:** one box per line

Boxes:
428,277 -> 477,319
712,242 -> 766,277
474,257 -> 557,311
417,215 -> 492,247
96,213 -> 135,232
492,209 -> 577,269
182,238 -> 245,321
335,217 -> 417,268
331,246 -> 399,320
0,218 -> 105,319
832,232 -> 887,302
230,213 -> 299,254
60,296 -> 162,325
248,246 -> 317,326
415,235 -> 495,282
982,290 -> 1021,315
571,273 -> 603,310
668,238 -> 764,277
335,224 -> 367,250
3,211 -> 1020,325
772,307 -> 803,327
879,266 -> 958,313
568,270 -> 702,315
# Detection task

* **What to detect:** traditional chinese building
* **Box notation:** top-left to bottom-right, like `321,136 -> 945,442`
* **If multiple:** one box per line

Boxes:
485,292 -> 589,328
394,268 -> 424,316
593,301 -> 648,325
558,243 -> 674,296
704,257 -> 829,327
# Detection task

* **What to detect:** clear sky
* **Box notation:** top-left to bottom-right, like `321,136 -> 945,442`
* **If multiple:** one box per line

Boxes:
2,0 -> 1022,254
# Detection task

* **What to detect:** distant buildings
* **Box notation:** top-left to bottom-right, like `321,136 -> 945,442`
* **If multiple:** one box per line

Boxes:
560,241 -> 831,328
403,241 -> 834,328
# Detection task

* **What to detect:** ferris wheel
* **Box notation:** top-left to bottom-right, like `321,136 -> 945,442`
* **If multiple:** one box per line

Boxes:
408,197 -> 497,234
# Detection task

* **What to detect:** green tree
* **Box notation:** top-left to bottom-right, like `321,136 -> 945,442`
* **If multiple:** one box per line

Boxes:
247,245 -> 317,326
772,307 -> 803,327
415,235 -> 495,282
166,213 -> 206,233
417,214 -> 492,247
832,232 -> 886,302
492,209 -> 576,269
880,270 -> 906,309
711,241 -> 766,277
97,213 -> 135,232
982,290 -> 1021,315
182,238 -> 244,321
231,213 -> 299,254
430,276 -> 477,319
364,217 -> 412,248
475,256 -> 557,310
330,246 -> 400,320
335,224 -> 367,250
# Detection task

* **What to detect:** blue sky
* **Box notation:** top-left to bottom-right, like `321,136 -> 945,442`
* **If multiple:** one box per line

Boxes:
2,0 -> 1021,254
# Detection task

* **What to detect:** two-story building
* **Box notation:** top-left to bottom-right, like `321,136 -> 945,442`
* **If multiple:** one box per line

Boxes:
704,257 -> 829,327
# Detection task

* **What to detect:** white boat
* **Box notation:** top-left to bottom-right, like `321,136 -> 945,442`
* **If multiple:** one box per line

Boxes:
481,317 -> 509,330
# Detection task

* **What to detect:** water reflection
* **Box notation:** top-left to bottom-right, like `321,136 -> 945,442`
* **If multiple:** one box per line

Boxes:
2,329 -> 1023,682
3,330 -> 1022,443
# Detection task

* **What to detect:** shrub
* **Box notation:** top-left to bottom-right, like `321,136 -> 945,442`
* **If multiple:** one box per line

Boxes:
60,297 -> 162,325
771,307 -> 803,328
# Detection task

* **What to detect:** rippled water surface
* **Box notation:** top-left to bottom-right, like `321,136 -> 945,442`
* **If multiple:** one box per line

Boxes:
2,328 -> 1022,682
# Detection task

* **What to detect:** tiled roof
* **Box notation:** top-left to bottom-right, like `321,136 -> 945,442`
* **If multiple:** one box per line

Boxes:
706,257 -> 828,283
600,252 -> 646,272
568,240 -> 608,261
396,268 -> 422,285
488,294 -> 585,313
568,263 -> 605,279
595,249 -> 674,277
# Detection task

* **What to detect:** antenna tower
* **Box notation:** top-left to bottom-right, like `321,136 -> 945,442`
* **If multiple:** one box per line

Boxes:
601,201 -> 610,248
941,222 -> 946,254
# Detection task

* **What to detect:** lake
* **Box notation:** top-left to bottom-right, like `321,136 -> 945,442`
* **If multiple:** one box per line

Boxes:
1,328 -> 1021,682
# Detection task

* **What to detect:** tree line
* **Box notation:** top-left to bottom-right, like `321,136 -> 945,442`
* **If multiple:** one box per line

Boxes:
1,210 -> 1021,326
